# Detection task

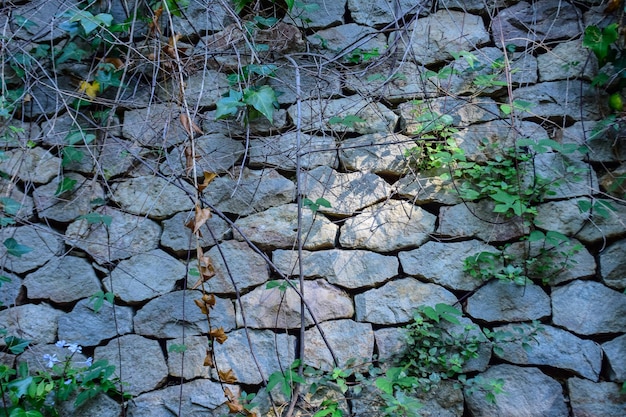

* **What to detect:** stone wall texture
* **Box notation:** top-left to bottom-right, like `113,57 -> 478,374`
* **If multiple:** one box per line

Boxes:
1,0 -> 625,416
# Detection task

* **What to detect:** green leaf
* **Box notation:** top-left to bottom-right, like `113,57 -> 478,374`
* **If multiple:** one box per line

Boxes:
62,146 -> 84,167
168,343 -> 187,353
10,409 -> 43,417
65,130 -> 96,145
77,212 -> 113,227
55,177 -> 77,195
5,336 -> 30,354
243,85 -> 278,123
3,238 -> 33,257
0,197 -> 21,215
55,42 -> 90,64
215,90 -> 244,119
527,230 -> 545,242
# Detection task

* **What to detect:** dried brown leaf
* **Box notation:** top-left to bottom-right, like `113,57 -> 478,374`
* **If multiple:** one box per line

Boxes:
103,57 -> 124,69
198,171 -> 217,192
202,293 -> 216,308
210,327 -> 228,344
193,298 -> 208,314
203,350 -> 214,367
218,369 -> 237,384
193,205 -> 212,233
226,400 -> 244,414
180,113 -> 203,137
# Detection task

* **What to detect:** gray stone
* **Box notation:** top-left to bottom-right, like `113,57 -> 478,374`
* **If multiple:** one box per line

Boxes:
339,133 -> 413,175
0,120 -> 41,148
600,239 -> 626,290
442,316 -> 492,374
203,168 -> 295,216
134,290 -> 236,339
273,248 -> 398,289
58,298 -> 134,346
399,240 -> 497,291
339,200 -> 436,252
289,96 -> 398,134
128,379 -> 237,417
17,343 -> 88,374
11,0 -> 77,41
249,132 -> 338,170
33,173 -> 106,223
437,200 -> 529,242
288,0 -> 345,28
213,329 -> 296,385
374,327 -> 409,364
0,225 -> 63,274
355,278 -> 457,324
307,24 -> 387,62
233,204 -> 337,250
602,334 -> 626,382
552,280 -> 626,335
0,304 -> 62,346
122,104 -> 190,148
299,166 -> 389,217
512,81 -> 603,121
171,1 -> 230,36
403,10 -> 490,65
399,97 -> 500,135
268,63 -> 342,105
236,279 -> 354,329
567,378 -> 626,417
560,120 -> 626,163
465,280 -> 551,322
0,179 -> 35,221
492,1 -> 582,48
348,0 -> 425,26
535,198 -> 626,244
95,334 -> 168,396
0,271 -> 21,307
0,147 -> 61,185
161,210 -> 231,254
465,364 -> 568,417
601,162 -> 626,199
23,77 -> 75,118
304,319 -> 374,371
65,207 -> 162,263
186,240 -> 269,294
538,39 -> 598,82
24,256 -> 101,303
39,112 -> 121,147
162,134 -> 245,176
395,168 -> 463,205
166,335 -> 211,380
494,324 -> 602,380
57,392 -> 122,417
104,249 -> 186,304
111,175 -> 194,219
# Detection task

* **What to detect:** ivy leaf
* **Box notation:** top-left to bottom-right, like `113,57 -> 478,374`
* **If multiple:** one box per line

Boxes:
55,42 -> 90,64
5,336 -> 30,354
243,85 -> 278,123
215,90 -> 244,119
77,212 -> 113,227
0,197 -> 21,215
79,80 -> 100,98
218,369 -> 237,384
3,238 -> 33,257
55,177 -> 77,196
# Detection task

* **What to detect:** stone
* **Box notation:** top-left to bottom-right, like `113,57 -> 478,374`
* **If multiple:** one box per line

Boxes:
103,249 -> 186,304
355,278 -> 457,324
442,316 -> 492,374
535,198 -> 626,244
95,334 -> 168,396
538,39 -> 598,81
492,1 -> 582,48
560,120 -> 626,163
236,279 -> 354,329
307,24 -> 388,62
0,304 -> 62,346
437,200 -> 529,242
267,62 -> 342,104
602,334 -> 626,382
552,280 -> 626,335
134,290 -> 236,339
402,10 -> 490,65
600,239 -> 626,290
339,200 -> 436,252
111,175 -> 195,219
161,210 -> 231,254
203,168 -> 295,216
57,392 -> 122,417
374,327 -> 409,364
395,168 -> 463,205
288,0 -> 345,28
233,204 -> 337,250
24,256 -> 101,303
162,134 -> 245,176
11,0 -> 76,41
465,364 -> 568,417
171,1 -> 230,36
600,162 -> 626,199
213,329 -> 296,385
186,240 -> 269,294
494,324 -> 602,380
304,319 -> 374,371
288,96 -> 398,134
33,173 -> 106,223
17,343 -> 88,374
58,298 -> 134,346
567,378 -> 626,417
273,248 -> 398,289
299,166 -> 389,217
39,112 -> 121,147
0,147 -> 61,185
348,0 -> 426,26
399,97 -> 500,134
0,225 -> 63,274
465,280 -> 551,322
128,379 -> 238,417
0,271 -> 21,307
0,120 -> 41,148
339,133 -> 413,175
249,132 -> 338,170
121,104 -> 190,148
0,179 -> 35,221
399,240 -> 498,291
166,335 -> 211,380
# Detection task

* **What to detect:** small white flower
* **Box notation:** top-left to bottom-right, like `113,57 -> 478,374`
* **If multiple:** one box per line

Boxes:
64,379 -> 72,385
67,343 -> 82,354
43,353 -> 59,368
55,340 -> 67,348
84,357 -> 93,367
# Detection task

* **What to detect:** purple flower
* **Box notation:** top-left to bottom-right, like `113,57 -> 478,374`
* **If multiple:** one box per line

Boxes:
43,353 -> 59,368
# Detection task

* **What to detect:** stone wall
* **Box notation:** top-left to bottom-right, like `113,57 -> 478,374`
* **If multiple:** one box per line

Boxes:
0,0 -> 625,416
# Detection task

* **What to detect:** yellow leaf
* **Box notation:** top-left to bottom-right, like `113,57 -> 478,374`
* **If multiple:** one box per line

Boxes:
79,80 -> 100,98
218,369 -> 237,384
198,171 -> 217,192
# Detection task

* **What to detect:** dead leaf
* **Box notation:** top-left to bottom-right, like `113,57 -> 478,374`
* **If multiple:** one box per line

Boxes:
102,57 -> 125,69
149,6 -> 163,35
194,298 -> 208,314
79,80 -> 100,98
226,400 -> 244,414
210,327 -> 228,344
604,0 -> 622,14
203,350 -> 214,367
198,171 -> 217,192
218,369 -> 237,384
194,205 -> 212,233
169,33 -> 182,47
180,113 -> 203,137
202,293 -> 216,307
